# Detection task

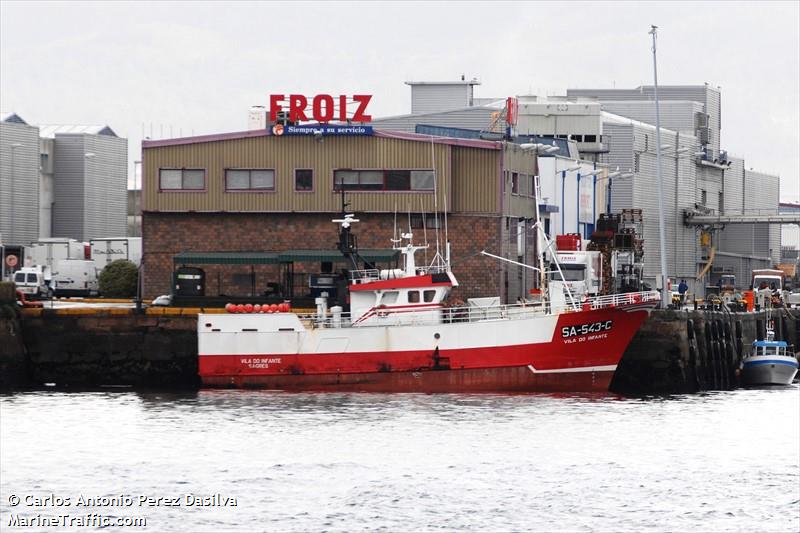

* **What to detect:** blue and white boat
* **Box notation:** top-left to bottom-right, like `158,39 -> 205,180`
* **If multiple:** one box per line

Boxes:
741,337 -> 799,386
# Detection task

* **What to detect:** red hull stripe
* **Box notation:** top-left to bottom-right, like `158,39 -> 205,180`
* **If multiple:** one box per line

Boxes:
201,365 -> 615,393
349,274 -> 452,292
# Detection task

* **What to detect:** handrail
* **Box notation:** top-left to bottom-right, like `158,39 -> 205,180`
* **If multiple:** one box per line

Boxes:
293,290 -> 660,329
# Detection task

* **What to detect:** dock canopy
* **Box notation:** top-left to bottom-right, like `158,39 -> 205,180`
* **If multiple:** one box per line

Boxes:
173,249 -> 399,265
173,252 -> 280,265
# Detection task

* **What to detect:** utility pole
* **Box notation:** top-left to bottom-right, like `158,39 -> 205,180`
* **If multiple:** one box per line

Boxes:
650,25 -> 670,308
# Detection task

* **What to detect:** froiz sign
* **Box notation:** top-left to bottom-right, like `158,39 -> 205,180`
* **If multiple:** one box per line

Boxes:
270,94 -> 372,123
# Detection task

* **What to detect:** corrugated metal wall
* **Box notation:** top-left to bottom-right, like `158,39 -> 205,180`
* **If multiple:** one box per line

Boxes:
714,252 -> 772,289
52,135 -> 87,240
144,135 -> 501,214
450,146 -> 499,214
745,169 -> 781,264
83,134 -> 128,239
502,144 -> 539,219
598,123 -> 634,210
0,121 -> 40,245
599,100 -> 703,135
410,84 -> 473,115
568,85 -> 721,158
722,156 -> 745,214
600,122 -> 703,282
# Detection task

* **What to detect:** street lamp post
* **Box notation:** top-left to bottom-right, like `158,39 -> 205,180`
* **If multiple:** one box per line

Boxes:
650,24 -> 670,308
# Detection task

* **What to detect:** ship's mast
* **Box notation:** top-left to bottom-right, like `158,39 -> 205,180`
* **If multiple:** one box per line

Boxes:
334,188 -> 361,271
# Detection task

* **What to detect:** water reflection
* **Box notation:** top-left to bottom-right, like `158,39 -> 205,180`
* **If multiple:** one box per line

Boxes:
1,386 -> 798,532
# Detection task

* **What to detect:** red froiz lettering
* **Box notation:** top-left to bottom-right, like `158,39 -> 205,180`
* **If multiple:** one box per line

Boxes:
269,94 -> 372,123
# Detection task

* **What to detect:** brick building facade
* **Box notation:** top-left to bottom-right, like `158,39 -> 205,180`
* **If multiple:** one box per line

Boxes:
141,129 -> 538,303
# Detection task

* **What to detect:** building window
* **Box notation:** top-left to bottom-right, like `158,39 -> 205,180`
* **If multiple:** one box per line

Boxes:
583,134 -> 597,143
159,169 -> 205,190
225,169 -> 275,191
511,172 -> 519,194
701,189 -> 707,205
333,169 -> 434,191
634,153 -> 640,173
295,169 -> 313,191
410,214 -> 441,229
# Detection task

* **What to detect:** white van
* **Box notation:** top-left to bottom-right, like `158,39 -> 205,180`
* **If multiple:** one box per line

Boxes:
53,259 -> 98,297
14,266 -> 55,299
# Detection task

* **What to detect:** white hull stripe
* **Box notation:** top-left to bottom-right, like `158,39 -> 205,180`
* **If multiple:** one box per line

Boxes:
527,364 -> 617,374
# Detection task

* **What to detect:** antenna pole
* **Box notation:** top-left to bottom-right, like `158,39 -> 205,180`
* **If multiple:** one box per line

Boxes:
430,137 -> 441,263
533,175 -> 548,300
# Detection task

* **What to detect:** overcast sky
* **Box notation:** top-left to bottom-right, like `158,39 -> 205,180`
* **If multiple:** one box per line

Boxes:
1,1 -> 798,200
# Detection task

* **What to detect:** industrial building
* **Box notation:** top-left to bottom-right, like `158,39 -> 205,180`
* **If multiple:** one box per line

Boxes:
1,113 -> 40,247
567,86 -> 781,294
371,80 -> 784,296
0,114 -> 128,246
140,129 -> 539,303
371,84 -> 608,242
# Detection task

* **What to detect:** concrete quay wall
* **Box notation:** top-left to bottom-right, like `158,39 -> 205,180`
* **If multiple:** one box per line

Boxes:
3,313 -> 199,389
1,309 -> 797,393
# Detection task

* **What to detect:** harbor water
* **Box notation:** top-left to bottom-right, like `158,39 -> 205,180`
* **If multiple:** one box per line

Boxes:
1,388 -> 798,532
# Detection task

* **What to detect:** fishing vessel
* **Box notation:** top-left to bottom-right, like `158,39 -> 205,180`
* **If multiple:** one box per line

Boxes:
198,183 -> 659,392
740,322 -> 799,386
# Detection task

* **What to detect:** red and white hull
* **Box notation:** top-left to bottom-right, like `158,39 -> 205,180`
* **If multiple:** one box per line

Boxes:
198,293 -> 658,392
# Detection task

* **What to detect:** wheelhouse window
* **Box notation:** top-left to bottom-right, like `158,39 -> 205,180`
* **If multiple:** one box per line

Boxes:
226,169 -> 275,191
408,291 -> 421,303
295,169 -> 313,191
333,169 -> 435,192
159,169 -> 205,190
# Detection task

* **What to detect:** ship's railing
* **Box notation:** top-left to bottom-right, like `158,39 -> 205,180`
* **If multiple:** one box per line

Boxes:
415,264 -> 449,275
349,265 -> 450,284
294,290 -> 660,329
349,269 -> 381,284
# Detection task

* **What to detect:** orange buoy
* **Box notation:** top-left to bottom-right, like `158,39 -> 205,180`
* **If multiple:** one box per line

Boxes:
253,304 -> 262,313
270,303 -> 279,313
244,303 -> 254,313
225,303 -> 235,313
235,304 -> 245,313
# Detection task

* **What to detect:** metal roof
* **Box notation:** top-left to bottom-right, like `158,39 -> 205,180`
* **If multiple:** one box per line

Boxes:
173,249 -> 399,265
1,112 -> 28,124
38,124 -> 118,138
143,126 -> 500,150
752,340 -> 788,347
282,249 -> 399,263
173,252 -> 280,265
